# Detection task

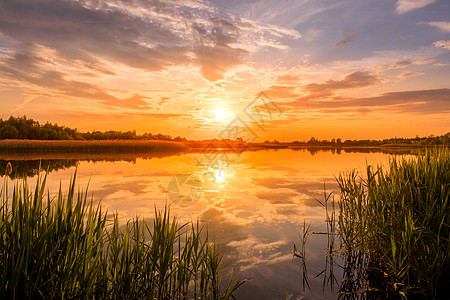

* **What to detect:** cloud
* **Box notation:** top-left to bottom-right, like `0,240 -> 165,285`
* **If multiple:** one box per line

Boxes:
398,71 -> 424,78
301,71 -> 381,99
396,0 -> 436,14
255,191 -> 297,204
381,59 -> 412,71
46,109 -> 184,124
420,21 -> 450,32
192,19 -> 248,81
334,29 -> 357,48
199,207 -> 247,246
0,0 -> 304,89
237,18 -> 302,40
286,88 -> 450,114
259,71 -> 382,107
95,181 -> 150,199
434,40 -> 450,50
304,29 -> 322,42
190,15 -> 303,80
126,112 -> 184,119
158,97 -> 170,106
0,0 -> 289,86
0,0 -> 189,71
252,177 -> 336,206
276,74 -> 301,85
263,85 -> 298,99
223,0 -> 342,29
0,46 -> 151,109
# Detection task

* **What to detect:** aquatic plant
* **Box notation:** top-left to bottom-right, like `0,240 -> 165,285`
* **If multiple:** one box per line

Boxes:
0,172 -> 245,299
296,148 -> 450,299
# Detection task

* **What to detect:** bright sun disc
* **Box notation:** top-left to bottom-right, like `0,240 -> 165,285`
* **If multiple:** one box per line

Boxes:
214,108 -> 227,121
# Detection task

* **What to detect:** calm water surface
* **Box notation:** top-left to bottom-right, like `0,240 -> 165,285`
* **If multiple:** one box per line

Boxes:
2,149 -> 396,299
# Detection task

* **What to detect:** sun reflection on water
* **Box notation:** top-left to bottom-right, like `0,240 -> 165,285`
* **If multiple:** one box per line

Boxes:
214,168 -> 225,182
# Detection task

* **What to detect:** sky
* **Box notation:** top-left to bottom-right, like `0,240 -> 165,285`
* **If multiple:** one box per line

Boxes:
0,0 -> 449,141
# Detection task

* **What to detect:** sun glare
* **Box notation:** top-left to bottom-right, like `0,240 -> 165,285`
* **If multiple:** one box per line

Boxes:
214,169 -> 226,183
214,108 -> 227,122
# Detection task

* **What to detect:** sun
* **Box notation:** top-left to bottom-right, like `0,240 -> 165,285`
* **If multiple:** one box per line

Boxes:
213,107 -> 227,121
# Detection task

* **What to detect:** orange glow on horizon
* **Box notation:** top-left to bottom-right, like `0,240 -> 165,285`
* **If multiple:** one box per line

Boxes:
0,0 -> 448,140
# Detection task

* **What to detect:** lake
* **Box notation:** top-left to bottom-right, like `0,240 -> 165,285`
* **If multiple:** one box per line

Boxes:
1,148 -> 406,299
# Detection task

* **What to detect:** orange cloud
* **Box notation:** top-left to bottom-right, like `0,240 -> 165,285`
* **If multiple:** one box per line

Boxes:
0,49 -> 151,109
286,88 -> 450,115
264,86 -> 298,98
300,71 -> 381,100
398,71 -> 424,78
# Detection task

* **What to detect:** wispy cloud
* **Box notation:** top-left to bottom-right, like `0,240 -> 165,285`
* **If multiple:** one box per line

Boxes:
0,45 -> 151,109
396,0 -> 436,14
398,71 -> 424,78
227,0 -> 343,28
0,0 -> 189,70
300,71 -> 381,100
286,88 -> 450,114
420,21 -> 450,32
304,29 -> 322,42
334,30 -> 357,48
0,0 -> 300,86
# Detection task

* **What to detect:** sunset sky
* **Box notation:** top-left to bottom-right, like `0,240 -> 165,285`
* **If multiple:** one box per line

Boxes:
0,0 -> 449,141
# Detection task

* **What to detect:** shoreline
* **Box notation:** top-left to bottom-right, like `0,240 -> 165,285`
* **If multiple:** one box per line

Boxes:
0,139 -> 443,158
0,139 -> 442,148
0,141 -> 438,162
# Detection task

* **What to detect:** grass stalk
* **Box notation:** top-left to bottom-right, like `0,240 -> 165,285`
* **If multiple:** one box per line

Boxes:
335,148 -> 450,298
0,172 -> 245,299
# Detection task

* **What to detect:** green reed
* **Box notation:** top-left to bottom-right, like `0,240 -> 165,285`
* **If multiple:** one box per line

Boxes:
0,140 -> 188,154
0,172 -> 245,299
335,148 -> 449,298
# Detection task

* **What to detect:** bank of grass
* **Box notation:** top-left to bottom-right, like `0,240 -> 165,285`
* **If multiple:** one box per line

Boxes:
336,148 -> 450,298
0,139 -> 188,154
0,173 -> 245,299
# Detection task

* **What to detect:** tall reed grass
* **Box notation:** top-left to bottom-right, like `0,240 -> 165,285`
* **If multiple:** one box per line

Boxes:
0,140 -> 188,154
295,149 -> 449,299
336,148 -> 449,298
0,172 -> 245,299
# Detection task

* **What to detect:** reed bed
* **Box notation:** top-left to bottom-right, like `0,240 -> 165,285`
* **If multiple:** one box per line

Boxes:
335,148 -> 450,298
0,140 -> 188,154
294,149 -> 449,298
0,172 -> 245,299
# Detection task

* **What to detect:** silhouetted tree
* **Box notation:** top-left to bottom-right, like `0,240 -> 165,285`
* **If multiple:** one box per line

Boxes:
0,124 -> 19,139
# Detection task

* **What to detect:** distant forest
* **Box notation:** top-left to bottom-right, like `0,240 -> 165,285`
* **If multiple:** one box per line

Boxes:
0,116 -> 187,141
264,134 -> 450,147
0,116 -> 448,146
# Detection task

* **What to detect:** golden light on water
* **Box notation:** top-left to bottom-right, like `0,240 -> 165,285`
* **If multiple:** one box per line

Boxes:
214,168 -> 226,183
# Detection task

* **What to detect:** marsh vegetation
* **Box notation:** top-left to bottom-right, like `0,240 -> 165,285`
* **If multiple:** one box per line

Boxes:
0,139 -> 188,154
296,149 -> 450,299
0,172 -> 245,299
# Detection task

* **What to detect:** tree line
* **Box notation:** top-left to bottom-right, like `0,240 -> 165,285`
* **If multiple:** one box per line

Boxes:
0,116 -> 186,141
265,134 -> 450,146
1,116 -> 448,145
